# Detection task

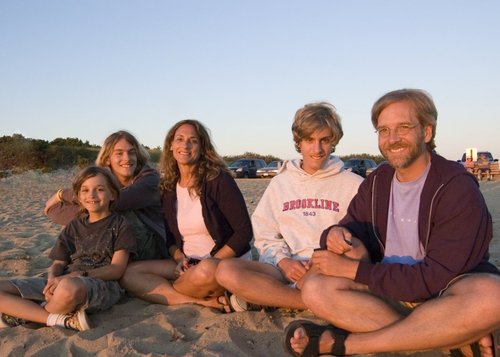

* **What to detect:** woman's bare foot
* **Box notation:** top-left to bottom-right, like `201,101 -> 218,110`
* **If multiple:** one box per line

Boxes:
197,295 -> 232,313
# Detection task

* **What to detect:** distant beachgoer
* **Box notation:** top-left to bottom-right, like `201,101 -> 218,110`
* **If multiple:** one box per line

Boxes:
215,102 -> 364,312
0,166 -> 136,331
44,130 -> 166,260
464,156 -> 475,174
120,120 -> 252,310
477,153 -> 491,181
284,89 -> 500,357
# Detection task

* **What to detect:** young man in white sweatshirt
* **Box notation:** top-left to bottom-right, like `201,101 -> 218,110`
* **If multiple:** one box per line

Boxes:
215,102 -> 365,311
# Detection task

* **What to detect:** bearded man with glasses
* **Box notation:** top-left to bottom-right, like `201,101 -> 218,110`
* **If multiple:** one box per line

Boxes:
284,88 -> 500,357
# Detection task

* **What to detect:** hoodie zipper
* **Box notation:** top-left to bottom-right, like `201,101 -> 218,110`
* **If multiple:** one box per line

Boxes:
425,184 -> 444,252
370,174 -> 385,254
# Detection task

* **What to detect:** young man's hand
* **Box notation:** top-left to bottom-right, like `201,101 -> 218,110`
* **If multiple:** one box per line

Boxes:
277,258 -> 309,283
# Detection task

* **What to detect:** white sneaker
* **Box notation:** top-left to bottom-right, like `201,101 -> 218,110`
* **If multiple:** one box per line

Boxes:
61,309 -> 91,331
226,292 -> 265,312
228,293 -> 250,312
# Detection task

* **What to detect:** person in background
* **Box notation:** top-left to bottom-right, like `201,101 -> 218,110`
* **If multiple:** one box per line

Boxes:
0,166 -> 136,331
477,153 -> 491,181
44,130 -> 166,260
285,89 -> 500,357
464,156 -> 475,174
215,102 -> 364,312
120,120 -> 253,310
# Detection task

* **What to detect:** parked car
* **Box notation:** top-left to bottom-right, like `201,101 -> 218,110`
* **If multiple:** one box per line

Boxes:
365,161 -> 388,176
343,158 -> 377,178
256,160 -> 283,178
460,151 -> 497,163
459,151 -> 498,181
228,158 -> 266,178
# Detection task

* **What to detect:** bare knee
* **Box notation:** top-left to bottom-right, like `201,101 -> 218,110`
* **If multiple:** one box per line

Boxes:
476,274 -> 500,296
448,274 -> 500,311
301,274 -> 330,307
188,259 -> 219,287
448,274 -> 500,294
48,277 -> 86,313
215,258 -> 245,288
301,274 -> 353,308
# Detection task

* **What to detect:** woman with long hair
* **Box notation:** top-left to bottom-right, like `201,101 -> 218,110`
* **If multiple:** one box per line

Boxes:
120,120 -> 252,309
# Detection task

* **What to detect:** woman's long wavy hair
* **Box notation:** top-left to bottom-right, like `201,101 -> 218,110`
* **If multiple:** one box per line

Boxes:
159,120 -> 229,196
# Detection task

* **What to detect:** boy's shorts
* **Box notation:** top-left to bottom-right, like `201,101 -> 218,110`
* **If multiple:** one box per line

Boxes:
8,276 -> 124,313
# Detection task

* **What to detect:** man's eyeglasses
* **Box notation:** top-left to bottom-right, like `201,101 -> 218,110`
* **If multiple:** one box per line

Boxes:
375,124 -> 420,138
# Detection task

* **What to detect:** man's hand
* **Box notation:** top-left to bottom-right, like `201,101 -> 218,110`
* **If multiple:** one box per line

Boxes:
277,257 -> 309,283
325,226 -> 354,254
310,250 -> 358,280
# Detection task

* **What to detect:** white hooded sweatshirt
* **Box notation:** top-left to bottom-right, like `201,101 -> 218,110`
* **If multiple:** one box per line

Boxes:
253,156 -> 363,266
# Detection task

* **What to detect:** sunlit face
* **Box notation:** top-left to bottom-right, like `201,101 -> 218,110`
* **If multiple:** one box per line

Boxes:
298,127 -> 334,174
171,124 -> 201,167
78,174 -> 115,221
377,101 -> 431,170
108,138 -> 137,187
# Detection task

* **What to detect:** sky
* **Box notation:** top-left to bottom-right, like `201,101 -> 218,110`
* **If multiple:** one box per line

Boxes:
1,1 -> 499,161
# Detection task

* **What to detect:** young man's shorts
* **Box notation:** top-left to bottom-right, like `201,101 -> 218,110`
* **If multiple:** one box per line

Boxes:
8,276 -> 124,313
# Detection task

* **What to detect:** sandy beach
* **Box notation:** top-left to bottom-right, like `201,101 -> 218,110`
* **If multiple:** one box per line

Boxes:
0,169 -> 498,357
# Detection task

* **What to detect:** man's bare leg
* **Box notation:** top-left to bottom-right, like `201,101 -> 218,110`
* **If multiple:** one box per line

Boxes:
290,274 -> 500,356
216,258 -> 306,309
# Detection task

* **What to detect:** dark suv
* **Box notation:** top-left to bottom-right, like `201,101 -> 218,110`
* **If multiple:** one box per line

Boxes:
343,158 -> 377,178
228,158 -> 266,178
460,151 -> 496,163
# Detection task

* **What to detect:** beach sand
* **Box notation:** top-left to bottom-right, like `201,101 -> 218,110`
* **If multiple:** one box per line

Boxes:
0,169 -> 498,356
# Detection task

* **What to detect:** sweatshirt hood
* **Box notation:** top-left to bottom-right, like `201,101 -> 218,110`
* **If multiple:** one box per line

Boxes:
280,155 -> 346,180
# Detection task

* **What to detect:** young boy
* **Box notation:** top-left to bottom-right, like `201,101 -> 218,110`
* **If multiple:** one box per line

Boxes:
0,166 -> 136,331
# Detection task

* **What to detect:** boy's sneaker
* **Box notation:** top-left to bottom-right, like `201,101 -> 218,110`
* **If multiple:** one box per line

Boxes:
228,293 -> 251,312
225,292 -> 266,312
62,308 -> 91,331
0,313 -> 25,328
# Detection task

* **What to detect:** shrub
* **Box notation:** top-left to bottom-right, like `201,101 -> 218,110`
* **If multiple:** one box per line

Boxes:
223,152 -> 282,165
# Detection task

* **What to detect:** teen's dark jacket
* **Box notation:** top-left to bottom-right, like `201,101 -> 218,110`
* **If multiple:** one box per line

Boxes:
47,165 -> 167,257
320,153 -> 498,302
162,171 -> 252,257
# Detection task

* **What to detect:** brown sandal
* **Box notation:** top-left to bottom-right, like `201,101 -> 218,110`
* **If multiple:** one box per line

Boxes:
283,319 -> 349,357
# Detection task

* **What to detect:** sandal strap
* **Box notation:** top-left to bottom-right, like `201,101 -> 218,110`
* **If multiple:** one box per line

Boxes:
300,322 -> 333,357
283,320 -> 351,357
302,334 -> 320,357
329,326 -> 349,356
449,342 -> 482,357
